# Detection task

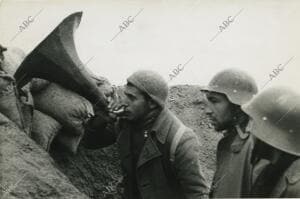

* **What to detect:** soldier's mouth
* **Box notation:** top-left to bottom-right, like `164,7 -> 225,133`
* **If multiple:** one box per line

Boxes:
109,104 -> 128,114
207,115 -> 216,123
209,117 -> 219,127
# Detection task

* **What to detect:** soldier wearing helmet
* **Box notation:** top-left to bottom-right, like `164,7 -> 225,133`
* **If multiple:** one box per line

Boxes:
83,70 -> 209,199
242,86 -> 300,197
201,68 -> 258,198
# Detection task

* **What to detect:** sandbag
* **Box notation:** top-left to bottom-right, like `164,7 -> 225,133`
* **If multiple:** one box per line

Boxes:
4,46 -> 35,135
0,45 -> 32,96
55,127 -> 84,154
0,72 -> 20,125
31,110 -> 62,151
0,46 -> 26,75
31,75 -> 109,96
91,74 -> 111,87
30,78 -> 51,94
33,83 -> 94,154
91,74 -> 113,97
0,72 -> 32,136
19,88 -> 34,136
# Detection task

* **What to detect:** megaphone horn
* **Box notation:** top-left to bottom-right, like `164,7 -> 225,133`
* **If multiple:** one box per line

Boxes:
14,12 -> 107,109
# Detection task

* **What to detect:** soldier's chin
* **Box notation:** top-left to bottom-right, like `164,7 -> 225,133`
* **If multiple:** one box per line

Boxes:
121,115 -> 131,121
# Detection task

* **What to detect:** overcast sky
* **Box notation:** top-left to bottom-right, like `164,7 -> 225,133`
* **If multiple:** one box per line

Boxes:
0,0 -> 299,93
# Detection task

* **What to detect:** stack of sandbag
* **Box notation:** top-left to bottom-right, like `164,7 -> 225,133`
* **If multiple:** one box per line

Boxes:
31,79 -> 95,154
0,72 -> 24,130
0,45 -> 112,154
30,79 -> 61,152
0,46 -> 32,101
0,46 -> 33,136
30,74 -> 113,153
91,74 -> 112,95
31,109 -> 62,151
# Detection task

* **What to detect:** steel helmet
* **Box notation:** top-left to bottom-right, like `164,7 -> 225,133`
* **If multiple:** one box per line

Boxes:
202,68 -> 258,105
242,86 -> 300,156
127,70 -> 168,108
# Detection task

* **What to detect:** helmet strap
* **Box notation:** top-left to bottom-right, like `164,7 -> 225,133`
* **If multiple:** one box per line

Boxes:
231,105 -> 249,128
235,124 -> 249,139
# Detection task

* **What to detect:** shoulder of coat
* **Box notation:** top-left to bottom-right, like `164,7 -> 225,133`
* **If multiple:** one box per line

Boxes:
286,158 -> 300,184
175,126 -> 202,153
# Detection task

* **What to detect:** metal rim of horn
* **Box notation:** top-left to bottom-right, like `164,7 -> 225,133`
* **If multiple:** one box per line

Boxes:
14,12 -> 108,109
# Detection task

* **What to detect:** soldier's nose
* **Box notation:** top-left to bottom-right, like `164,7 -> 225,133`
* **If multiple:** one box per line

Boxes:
205,107 -> 213,115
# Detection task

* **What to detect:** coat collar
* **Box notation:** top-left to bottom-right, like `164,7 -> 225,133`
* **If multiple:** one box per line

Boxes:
150,108 -> 177,144
116,124 -> 131,160
229,121 -> 252,153
118,108 -> 180,169
117,124 -> 163,169
137,136 -> 162,168
137,108 -> 180,168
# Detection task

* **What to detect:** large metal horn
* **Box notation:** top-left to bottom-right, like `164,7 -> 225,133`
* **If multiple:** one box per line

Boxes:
14,12 -> 107,109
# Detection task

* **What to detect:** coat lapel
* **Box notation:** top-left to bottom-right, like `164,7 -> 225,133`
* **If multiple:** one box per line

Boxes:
117,127 -> 131,160
137,135 -> 162,168
136,108 -> 181,168
230,124 -> 251,153
152,108 -> 178,144
231,135 -> 247,153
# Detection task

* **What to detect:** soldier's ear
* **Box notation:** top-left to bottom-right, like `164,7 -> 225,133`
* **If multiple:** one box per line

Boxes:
232,104 -> 249,123
147,99 -> 158,110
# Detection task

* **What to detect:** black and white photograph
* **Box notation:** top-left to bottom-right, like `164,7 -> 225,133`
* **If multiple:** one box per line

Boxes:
0,0 -> 299,198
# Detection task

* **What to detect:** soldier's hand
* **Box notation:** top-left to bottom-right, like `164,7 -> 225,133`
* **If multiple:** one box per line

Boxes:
87,110 -> 112,130
107,86 -> 127,117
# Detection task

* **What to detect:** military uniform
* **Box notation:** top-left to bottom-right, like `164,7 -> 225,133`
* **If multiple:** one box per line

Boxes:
210,124 -> 254,198
201,69 -> 258,198
251,157 -> 300,197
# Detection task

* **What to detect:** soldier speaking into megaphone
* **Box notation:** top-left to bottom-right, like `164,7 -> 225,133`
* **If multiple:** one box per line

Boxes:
83,70 -> 209,199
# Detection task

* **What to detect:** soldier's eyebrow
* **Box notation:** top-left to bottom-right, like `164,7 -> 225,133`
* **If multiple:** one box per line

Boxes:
124,90 -> 137,99
207,94 -> 217,100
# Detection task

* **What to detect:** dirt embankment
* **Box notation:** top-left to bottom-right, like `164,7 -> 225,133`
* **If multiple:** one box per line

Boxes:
50,85 -> 221,199
0,111 -> 89,199
168,85 -> 221,181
